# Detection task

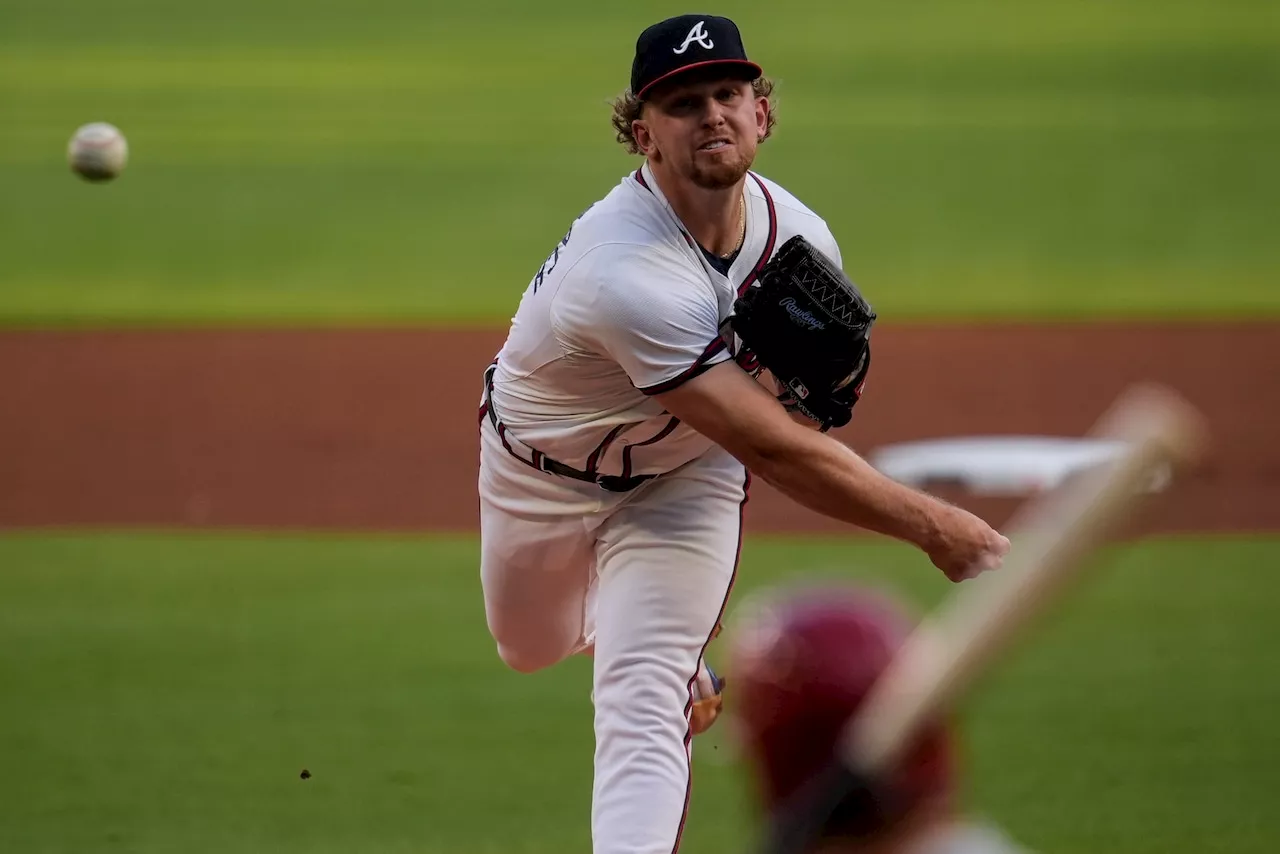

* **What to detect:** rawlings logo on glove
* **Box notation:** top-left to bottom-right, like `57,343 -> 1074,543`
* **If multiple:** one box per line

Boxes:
728,235 -> 876,431
779,297 -> 826,330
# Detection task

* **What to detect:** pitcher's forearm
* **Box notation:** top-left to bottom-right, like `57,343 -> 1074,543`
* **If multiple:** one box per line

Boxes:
748,434 -> 946,548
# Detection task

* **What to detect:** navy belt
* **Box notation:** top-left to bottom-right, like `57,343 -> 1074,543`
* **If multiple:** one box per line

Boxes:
482,364 -> 656,493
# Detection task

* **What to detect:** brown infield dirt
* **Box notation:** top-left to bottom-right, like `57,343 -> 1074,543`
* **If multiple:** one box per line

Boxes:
0,322 -> 1276,536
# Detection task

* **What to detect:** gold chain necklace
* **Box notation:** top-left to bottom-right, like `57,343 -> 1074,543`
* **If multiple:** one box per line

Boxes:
718,193 -> 746,259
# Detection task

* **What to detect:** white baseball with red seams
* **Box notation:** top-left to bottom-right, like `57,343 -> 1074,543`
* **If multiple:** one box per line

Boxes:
478,160 -> 844,854
67,122 -> 129,181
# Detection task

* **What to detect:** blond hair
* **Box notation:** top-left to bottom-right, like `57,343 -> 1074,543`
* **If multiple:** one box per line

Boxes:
610,76 -> 778,155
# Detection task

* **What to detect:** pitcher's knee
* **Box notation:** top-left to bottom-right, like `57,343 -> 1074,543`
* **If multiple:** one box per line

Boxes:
484,606 -> 580,673
494,640 -> 562,674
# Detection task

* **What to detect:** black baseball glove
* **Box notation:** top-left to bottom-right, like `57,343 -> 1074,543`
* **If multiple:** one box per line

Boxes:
728,235 -> 876,431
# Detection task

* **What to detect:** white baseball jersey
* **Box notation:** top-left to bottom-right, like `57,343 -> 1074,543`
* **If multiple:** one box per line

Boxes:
483,161 -> 844,481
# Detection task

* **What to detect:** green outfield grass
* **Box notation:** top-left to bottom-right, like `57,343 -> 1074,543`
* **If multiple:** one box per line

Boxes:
2,0 -> 1278,323
1,532 -> 1276,853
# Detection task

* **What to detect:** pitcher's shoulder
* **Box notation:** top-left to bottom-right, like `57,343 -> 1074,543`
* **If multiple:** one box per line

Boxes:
552,188 -> 707,304
749,171 -> 843,264
570,172 -> 686,245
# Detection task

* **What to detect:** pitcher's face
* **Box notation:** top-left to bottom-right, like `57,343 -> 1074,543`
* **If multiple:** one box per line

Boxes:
634,74 -> 769,190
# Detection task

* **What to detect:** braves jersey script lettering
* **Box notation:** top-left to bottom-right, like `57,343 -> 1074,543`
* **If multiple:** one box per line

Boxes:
485,162 -> 844,479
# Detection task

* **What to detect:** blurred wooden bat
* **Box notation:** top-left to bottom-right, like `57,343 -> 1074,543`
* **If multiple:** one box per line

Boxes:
762,383 -> 1207,854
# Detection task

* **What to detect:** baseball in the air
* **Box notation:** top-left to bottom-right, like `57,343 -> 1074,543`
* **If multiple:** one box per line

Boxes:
67,122 -> 129,182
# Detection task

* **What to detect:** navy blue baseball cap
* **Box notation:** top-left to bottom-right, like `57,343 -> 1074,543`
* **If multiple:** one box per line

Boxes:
630,14 -> 763,100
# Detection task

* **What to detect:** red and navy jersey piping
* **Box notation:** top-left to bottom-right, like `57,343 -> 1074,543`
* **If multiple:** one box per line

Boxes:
631,168 -> 778,396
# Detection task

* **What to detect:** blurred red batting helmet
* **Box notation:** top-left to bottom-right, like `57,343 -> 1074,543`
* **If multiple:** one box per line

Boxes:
728,583 -> 954,835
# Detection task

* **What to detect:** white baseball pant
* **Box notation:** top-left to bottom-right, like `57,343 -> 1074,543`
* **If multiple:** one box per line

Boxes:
478,421 -> 749,854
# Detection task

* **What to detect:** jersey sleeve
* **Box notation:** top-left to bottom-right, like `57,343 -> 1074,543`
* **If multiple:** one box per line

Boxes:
809,220 -> 844,270
552,245 -> 732,395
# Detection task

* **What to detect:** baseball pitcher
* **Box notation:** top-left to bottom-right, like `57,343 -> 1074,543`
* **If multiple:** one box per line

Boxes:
477,14 -> 1010,854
